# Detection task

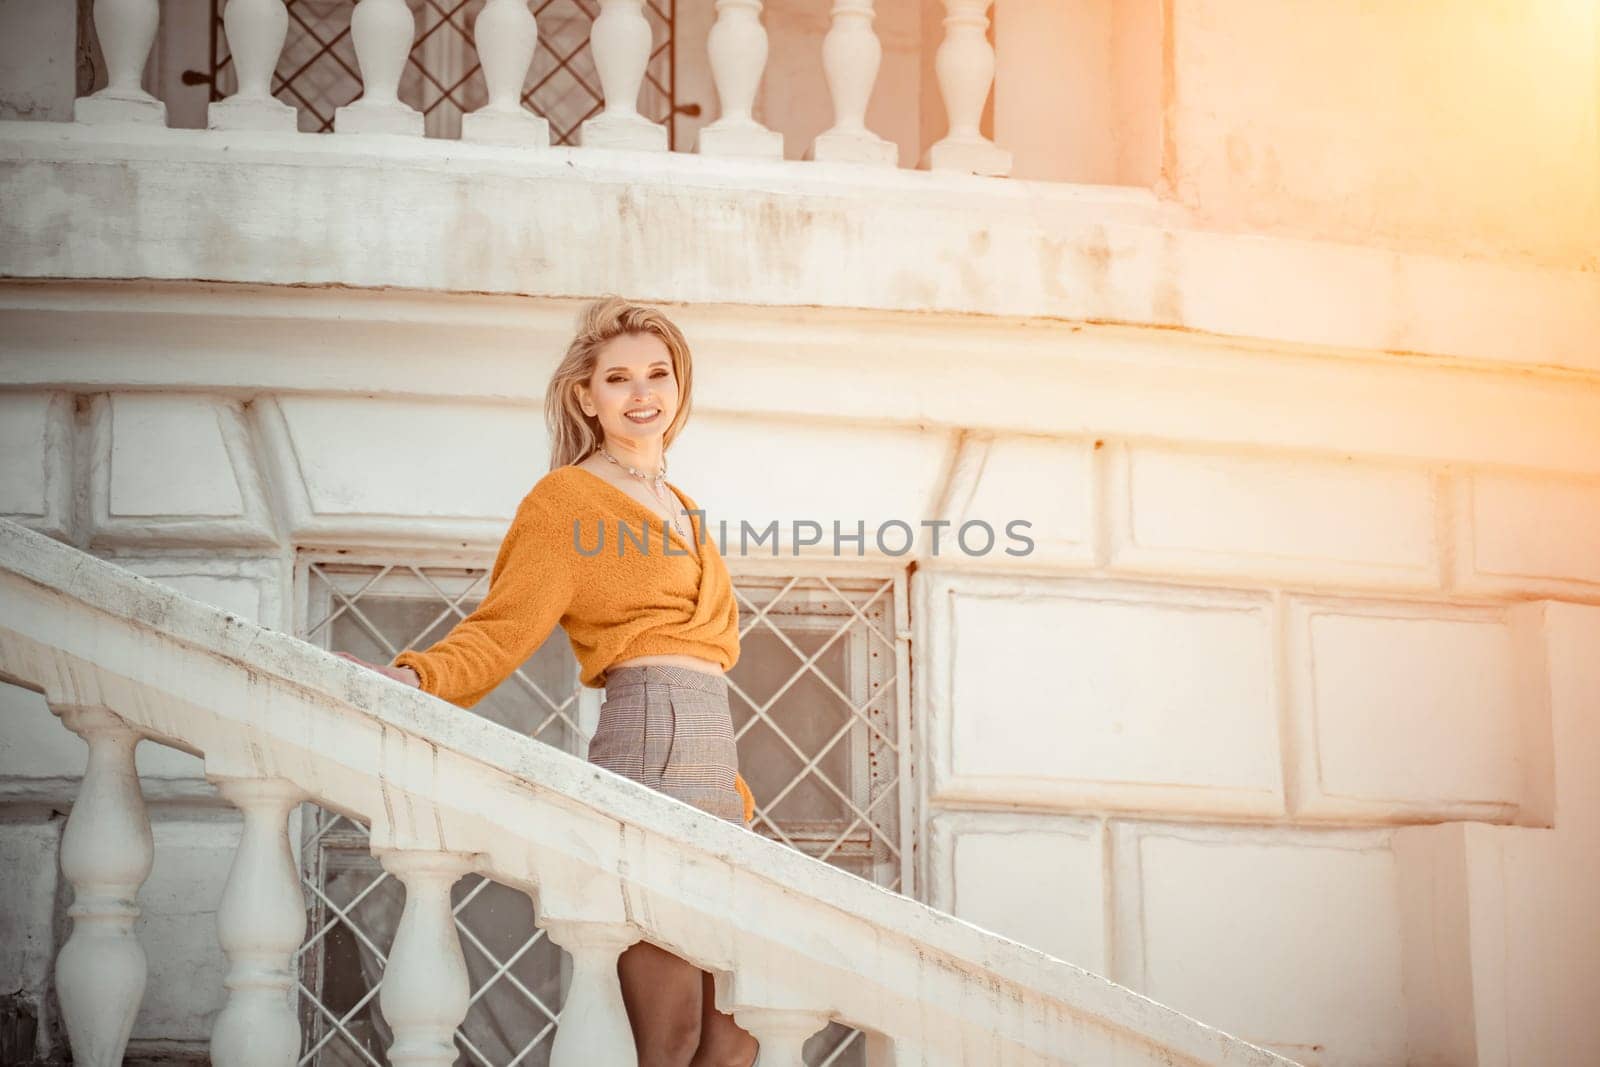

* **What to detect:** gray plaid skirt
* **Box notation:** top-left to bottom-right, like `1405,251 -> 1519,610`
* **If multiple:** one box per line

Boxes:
588,664 -> 745,825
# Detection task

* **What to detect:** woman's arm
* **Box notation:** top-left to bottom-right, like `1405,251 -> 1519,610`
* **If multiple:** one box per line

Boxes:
391,493 -> 576,709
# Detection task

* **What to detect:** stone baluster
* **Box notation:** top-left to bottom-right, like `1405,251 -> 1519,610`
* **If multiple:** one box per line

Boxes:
210,778 -> 307,1067
579,0 -> 668,151
462,0 -> 550,145
209,0 -> 297,130
74,0 -> 166,125
542,920 -> 641,1065
334,0 -> 424,135
697,0 -> 782,159
732,1009 -> 832,1066
52,705 -> 155,1067
925,0 -> 1011,176
808,0 -> 896,166
379,851 -> 475,1067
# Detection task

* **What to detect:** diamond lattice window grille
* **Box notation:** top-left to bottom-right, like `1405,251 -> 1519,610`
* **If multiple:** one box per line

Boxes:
728,575 -> 912,895
202,0 -> 675,144
303,559 -> 586,753
293,555 -> 913,1065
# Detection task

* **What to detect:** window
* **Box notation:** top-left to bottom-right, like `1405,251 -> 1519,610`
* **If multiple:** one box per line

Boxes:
293,554 -> 914,1065
731,574 -> 911,894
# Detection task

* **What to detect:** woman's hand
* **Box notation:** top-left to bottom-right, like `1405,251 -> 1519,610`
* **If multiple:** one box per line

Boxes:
333,650 -> 421,688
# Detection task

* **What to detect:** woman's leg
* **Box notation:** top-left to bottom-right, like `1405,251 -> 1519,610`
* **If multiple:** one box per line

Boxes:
690,968 -> 761,1067
617,939 -> 705,1067
605,669 -> 758,1066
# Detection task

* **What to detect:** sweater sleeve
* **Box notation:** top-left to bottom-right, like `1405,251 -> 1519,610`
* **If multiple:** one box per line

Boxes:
392,493 -> 576,709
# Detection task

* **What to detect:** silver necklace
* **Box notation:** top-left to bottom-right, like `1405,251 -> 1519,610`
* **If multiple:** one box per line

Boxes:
598,446 -> 687,539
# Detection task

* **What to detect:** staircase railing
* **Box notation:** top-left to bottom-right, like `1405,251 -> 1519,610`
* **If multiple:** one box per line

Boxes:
0,516 -> 1295,1067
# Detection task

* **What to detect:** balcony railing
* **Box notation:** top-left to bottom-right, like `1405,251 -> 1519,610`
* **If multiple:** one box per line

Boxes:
0,514 -> 1297,1067
188,0 -> 677,144
74,0 -> 1013,175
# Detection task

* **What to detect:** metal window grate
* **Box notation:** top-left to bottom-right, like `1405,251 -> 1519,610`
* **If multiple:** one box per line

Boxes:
293,555 -> 914,1065
729,576 -> 910,895
202,0 -> 676,144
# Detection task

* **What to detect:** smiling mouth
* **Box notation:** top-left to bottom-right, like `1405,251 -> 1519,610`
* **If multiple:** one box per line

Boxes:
624,408 -> 661,423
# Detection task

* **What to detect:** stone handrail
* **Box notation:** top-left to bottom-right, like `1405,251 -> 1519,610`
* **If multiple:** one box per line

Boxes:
70,0 -> 1008,175
0,516 -> 1295,1067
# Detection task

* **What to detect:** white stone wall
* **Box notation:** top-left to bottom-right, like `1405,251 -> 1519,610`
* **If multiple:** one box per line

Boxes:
2,286 -> 1597,1064
1162,0 -> 1600,272
6,128 -> 1596,377
909,435 -> 1597,1065
921,601 -> 1599,1066
0,0 -> 75,121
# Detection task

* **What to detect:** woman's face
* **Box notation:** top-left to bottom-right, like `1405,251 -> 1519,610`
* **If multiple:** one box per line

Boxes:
578,332 -> 679,448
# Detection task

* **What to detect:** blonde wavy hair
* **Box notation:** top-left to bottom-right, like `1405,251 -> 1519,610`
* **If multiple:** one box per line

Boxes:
545,295 -> 696,471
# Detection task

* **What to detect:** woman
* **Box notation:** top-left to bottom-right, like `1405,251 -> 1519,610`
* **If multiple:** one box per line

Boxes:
337,295 -> 762,1067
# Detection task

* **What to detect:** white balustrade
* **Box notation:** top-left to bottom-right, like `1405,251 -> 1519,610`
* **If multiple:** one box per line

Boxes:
379,850 -> 476,1067
462,0 -> 550,145
74,0 -> 166,125
697,0 -> 783,159
51,704 -> 154,1067
5,516 -> 1300,1067
209,0 -> 297,131
542,920 -> 641,1066
580,0 -> 669,151
926,0 -> 1011,176
732,1009 -> 832,1066
210,777 -> 307,1067
809,0 -> 897,166
335,0 -> 424,136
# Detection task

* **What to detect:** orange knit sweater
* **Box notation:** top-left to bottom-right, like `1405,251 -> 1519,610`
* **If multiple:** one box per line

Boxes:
391,464 -> 752,823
